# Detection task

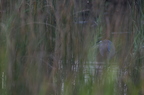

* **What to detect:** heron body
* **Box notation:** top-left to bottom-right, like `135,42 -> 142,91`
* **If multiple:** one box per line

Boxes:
99,40 -> 115,60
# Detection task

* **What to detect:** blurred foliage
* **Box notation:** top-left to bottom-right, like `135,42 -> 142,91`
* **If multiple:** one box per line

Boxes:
0,0 -> 143,95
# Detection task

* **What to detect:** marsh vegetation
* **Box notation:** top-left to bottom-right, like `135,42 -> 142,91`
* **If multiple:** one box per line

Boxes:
0,0 -> 144,95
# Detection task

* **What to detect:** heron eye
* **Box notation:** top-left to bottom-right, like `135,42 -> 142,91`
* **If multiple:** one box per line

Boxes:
99,41 -> 102,43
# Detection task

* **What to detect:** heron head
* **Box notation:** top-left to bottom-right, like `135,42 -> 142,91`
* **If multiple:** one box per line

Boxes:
98,40 -> 115,59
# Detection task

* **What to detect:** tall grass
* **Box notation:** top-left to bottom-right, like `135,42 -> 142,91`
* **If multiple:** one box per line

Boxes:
0,0 -> 143,95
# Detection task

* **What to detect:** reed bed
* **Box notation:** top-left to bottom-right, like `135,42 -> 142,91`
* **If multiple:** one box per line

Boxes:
0,0 -> 143,95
